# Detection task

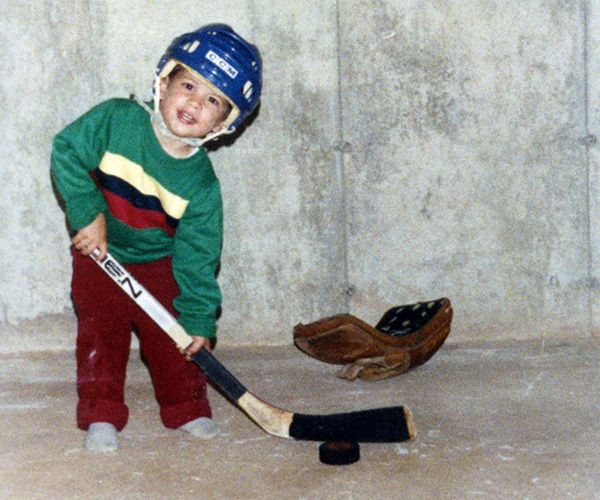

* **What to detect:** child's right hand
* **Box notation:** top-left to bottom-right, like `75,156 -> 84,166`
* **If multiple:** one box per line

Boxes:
183,336 -> 212,360
72,213 -> 107,260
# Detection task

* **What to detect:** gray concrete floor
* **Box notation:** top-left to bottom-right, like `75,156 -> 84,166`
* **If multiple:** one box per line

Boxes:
0,339 -> 598,499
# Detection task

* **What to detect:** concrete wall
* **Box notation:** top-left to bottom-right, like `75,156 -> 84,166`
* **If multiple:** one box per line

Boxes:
340,0 -> 591,342
0,1 -> 598,351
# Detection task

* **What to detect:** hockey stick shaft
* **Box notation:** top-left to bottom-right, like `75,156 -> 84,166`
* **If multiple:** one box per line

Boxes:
91,251 -> 416,442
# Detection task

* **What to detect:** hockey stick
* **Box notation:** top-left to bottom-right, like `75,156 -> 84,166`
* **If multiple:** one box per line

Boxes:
91,250 -> 416,442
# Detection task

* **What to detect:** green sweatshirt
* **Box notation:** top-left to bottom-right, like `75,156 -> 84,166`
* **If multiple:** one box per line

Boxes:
51,98 -> 223,338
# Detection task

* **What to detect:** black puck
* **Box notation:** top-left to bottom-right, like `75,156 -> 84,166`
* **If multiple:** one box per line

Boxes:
318,441 -> 360,465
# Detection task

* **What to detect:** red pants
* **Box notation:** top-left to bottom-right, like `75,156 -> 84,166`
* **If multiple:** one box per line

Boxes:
71,250 -> 211,431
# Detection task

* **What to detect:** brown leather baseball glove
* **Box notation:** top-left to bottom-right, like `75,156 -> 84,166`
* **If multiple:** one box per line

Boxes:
293,298 -> 453,381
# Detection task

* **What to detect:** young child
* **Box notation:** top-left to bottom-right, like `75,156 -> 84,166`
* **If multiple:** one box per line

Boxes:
51,24 -> 261,452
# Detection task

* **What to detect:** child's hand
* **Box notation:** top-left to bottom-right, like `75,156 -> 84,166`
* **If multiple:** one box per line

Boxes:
72,213 -> 107,260
183,336 -> 211,360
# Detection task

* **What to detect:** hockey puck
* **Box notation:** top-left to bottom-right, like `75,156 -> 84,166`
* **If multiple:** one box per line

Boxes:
318,441 -> 360,465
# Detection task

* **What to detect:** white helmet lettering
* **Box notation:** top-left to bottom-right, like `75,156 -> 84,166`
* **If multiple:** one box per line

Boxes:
206,50 -> 238,79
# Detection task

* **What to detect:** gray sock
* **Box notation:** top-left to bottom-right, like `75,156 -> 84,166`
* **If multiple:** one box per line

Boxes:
179,417 -> 222,439
85,422 -> 118,452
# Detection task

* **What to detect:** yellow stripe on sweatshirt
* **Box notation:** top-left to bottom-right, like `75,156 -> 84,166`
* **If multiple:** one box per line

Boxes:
99,152 -> 189,219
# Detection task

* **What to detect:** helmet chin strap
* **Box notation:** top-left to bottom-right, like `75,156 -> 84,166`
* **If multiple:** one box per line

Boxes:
135,87 -> 235,147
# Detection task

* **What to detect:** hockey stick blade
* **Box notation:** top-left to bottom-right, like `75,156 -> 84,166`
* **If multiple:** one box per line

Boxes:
191,349 -> 415,442
91,251 -> 416,442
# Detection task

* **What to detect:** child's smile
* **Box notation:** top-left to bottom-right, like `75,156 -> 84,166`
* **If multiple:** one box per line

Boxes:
177,110 -> 197,126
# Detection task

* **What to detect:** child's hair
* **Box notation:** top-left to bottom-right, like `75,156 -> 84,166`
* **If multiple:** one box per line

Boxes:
168,64 -> 186,79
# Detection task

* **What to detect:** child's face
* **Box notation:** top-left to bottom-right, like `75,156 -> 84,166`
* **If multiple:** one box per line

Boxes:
158,68 -> 230,139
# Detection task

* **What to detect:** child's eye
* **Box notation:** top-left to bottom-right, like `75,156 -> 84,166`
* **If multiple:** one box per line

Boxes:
207,96 -> 221,107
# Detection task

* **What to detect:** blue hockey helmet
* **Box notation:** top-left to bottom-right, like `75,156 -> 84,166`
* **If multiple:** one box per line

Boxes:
155,24 -> 262,131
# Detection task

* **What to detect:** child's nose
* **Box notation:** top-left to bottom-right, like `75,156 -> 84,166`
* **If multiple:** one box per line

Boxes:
189,94 -> 203,108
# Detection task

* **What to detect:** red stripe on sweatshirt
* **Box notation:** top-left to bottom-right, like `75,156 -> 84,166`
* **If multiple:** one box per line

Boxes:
103,190 -> 176,236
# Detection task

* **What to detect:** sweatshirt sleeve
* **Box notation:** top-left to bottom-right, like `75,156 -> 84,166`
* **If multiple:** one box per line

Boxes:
172,185 -> 223,338
50,101 -> 113,230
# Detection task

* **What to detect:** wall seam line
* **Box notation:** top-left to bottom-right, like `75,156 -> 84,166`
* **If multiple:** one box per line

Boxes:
335,0 -> 351,312
583,0 -> 594,335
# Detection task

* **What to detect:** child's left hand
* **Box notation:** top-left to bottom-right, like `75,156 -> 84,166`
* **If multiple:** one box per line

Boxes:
183,336 -> 211,360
